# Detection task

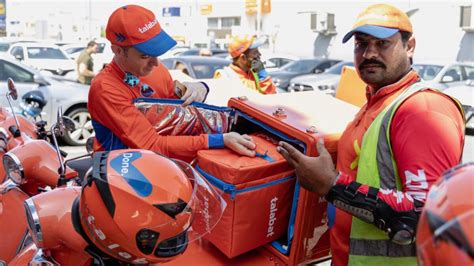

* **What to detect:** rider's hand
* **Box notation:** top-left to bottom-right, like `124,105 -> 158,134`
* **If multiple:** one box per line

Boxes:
223,132 -> 256,157
277,139 -> 338,196
180,81 -> 209,106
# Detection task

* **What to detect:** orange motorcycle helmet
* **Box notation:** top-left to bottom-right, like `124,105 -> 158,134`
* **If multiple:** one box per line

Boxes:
416,162 -> 474,266
79,149 -> 225,264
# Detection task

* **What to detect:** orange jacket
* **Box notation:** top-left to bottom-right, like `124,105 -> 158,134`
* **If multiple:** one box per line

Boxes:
331,70 -> 465,265
214,64 -> 277,94
88,60 -> 222,162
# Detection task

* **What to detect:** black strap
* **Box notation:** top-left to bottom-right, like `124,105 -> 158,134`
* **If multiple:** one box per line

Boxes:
366,187 -> 379,204
345,181 -> 362,198
71,197 -> 117,266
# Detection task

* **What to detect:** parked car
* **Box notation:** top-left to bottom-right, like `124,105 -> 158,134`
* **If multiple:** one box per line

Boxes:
161,56 -> 231,79
443,79 -> 474,135
260,50 -> 299,72
413,61 -> 474,90
0,55 -> 91,146
288,61 -> 354,94
270,58 -> 341,91
176,48 -> 229,58
61,43 -> 86,60
0,38 -> 39,53
160,45 -> 191,59
7,42 -> 76,78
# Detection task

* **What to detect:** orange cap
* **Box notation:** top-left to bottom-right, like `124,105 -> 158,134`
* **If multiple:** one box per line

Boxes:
106,5 -> 176,57
228,35 -> 266,58
342,4 -> 412,43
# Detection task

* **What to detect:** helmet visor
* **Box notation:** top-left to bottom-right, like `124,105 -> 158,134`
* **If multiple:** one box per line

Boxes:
150,159 -> 226,252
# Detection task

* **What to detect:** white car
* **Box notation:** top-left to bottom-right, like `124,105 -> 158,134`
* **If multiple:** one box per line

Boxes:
259,50 -> 299,72
413,61 -> 474,90
288,61 -> 354,95
0,55 -> 91,146
7,42 -> 76,79
61,43 -> 86,60
443,79 -> 474,135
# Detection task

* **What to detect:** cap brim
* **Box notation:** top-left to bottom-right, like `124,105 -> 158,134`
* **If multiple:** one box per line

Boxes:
134,30 -> 177,57
249,36 -> 267,49
342,25 -> 399,43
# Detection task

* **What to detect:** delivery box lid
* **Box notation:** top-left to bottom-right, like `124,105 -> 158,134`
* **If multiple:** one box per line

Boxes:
229,91 -> 359,154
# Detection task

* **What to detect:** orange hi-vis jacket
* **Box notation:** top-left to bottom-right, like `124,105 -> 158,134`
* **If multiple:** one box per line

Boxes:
88,60 -> 223,162
330,70 -> 465,265
214,64 -> 277,94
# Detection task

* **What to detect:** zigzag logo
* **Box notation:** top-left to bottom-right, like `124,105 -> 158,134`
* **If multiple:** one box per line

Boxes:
115,33 -> 126,43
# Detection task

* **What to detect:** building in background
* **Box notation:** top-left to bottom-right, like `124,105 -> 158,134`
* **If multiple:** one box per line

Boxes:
3,0 -> 474,62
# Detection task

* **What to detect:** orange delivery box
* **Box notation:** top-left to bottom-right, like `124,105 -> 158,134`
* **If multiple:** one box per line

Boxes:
162,89 -> 359,265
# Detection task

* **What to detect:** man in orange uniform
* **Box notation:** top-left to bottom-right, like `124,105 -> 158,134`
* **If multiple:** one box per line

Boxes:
277,4 -> 465,265
215,35 -> 276,94
89,5 -> 256,161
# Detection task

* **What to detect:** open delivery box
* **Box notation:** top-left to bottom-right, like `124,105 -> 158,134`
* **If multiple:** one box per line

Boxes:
135,88 -> 359,265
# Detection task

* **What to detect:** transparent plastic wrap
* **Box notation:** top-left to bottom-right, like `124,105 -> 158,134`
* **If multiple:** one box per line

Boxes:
135,99 -> 234,136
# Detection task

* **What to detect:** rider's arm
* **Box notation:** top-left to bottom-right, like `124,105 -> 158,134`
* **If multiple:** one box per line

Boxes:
325,91 -> 465,244
89,80 -> 222,162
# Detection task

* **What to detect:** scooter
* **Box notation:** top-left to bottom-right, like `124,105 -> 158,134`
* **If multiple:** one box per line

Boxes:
9,149 -> 225,265
0,78 -> 50,184
0,79 -> 78,264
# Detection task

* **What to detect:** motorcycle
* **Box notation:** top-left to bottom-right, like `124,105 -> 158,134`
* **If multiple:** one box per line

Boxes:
0,78 -> 50,184
8,149 -> 225,265
0,79 -> 78,264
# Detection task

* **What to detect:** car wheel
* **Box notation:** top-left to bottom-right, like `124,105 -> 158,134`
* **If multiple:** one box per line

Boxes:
62,107 -> 93,146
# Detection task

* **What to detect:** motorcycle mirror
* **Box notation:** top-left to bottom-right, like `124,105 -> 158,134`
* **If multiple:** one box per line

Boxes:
7,78 -> 18,100
50,106 -> 66,180
5,78 -> 22,136
85,137 -> 94,154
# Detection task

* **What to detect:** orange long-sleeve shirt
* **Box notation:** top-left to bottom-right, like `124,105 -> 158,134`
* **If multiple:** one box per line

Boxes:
330,70 -> 465,265
88,60 -> 222,162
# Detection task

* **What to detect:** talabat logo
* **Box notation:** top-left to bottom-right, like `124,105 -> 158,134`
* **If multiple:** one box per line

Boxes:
138,19 -> 158,34
110,152 -> 152,197
267,197 -> 278,238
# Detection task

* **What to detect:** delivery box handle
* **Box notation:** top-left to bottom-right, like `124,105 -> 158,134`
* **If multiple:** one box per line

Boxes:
255,150 -> 275,162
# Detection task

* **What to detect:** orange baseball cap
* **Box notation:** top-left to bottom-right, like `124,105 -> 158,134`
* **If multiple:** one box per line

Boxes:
106,5 -> 177,57
342,4 -> 413,43
228,35 -> 266,58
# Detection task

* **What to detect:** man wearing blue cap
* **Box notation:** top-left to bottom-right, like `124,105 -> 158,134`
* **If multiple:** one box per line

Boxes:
89,5 -> 257,161
277,3 -> 465,265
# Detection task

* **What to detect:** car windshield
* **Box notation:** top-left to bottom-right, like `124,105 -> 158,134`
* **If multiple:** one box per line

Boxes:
27,47 -> 69,59
280,59 -> 319,73
0,43 -> 10,52
65,47 -> 85,54
191,61 -> 230,79
413,64 -> 443,81
326,61 -> 354,74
